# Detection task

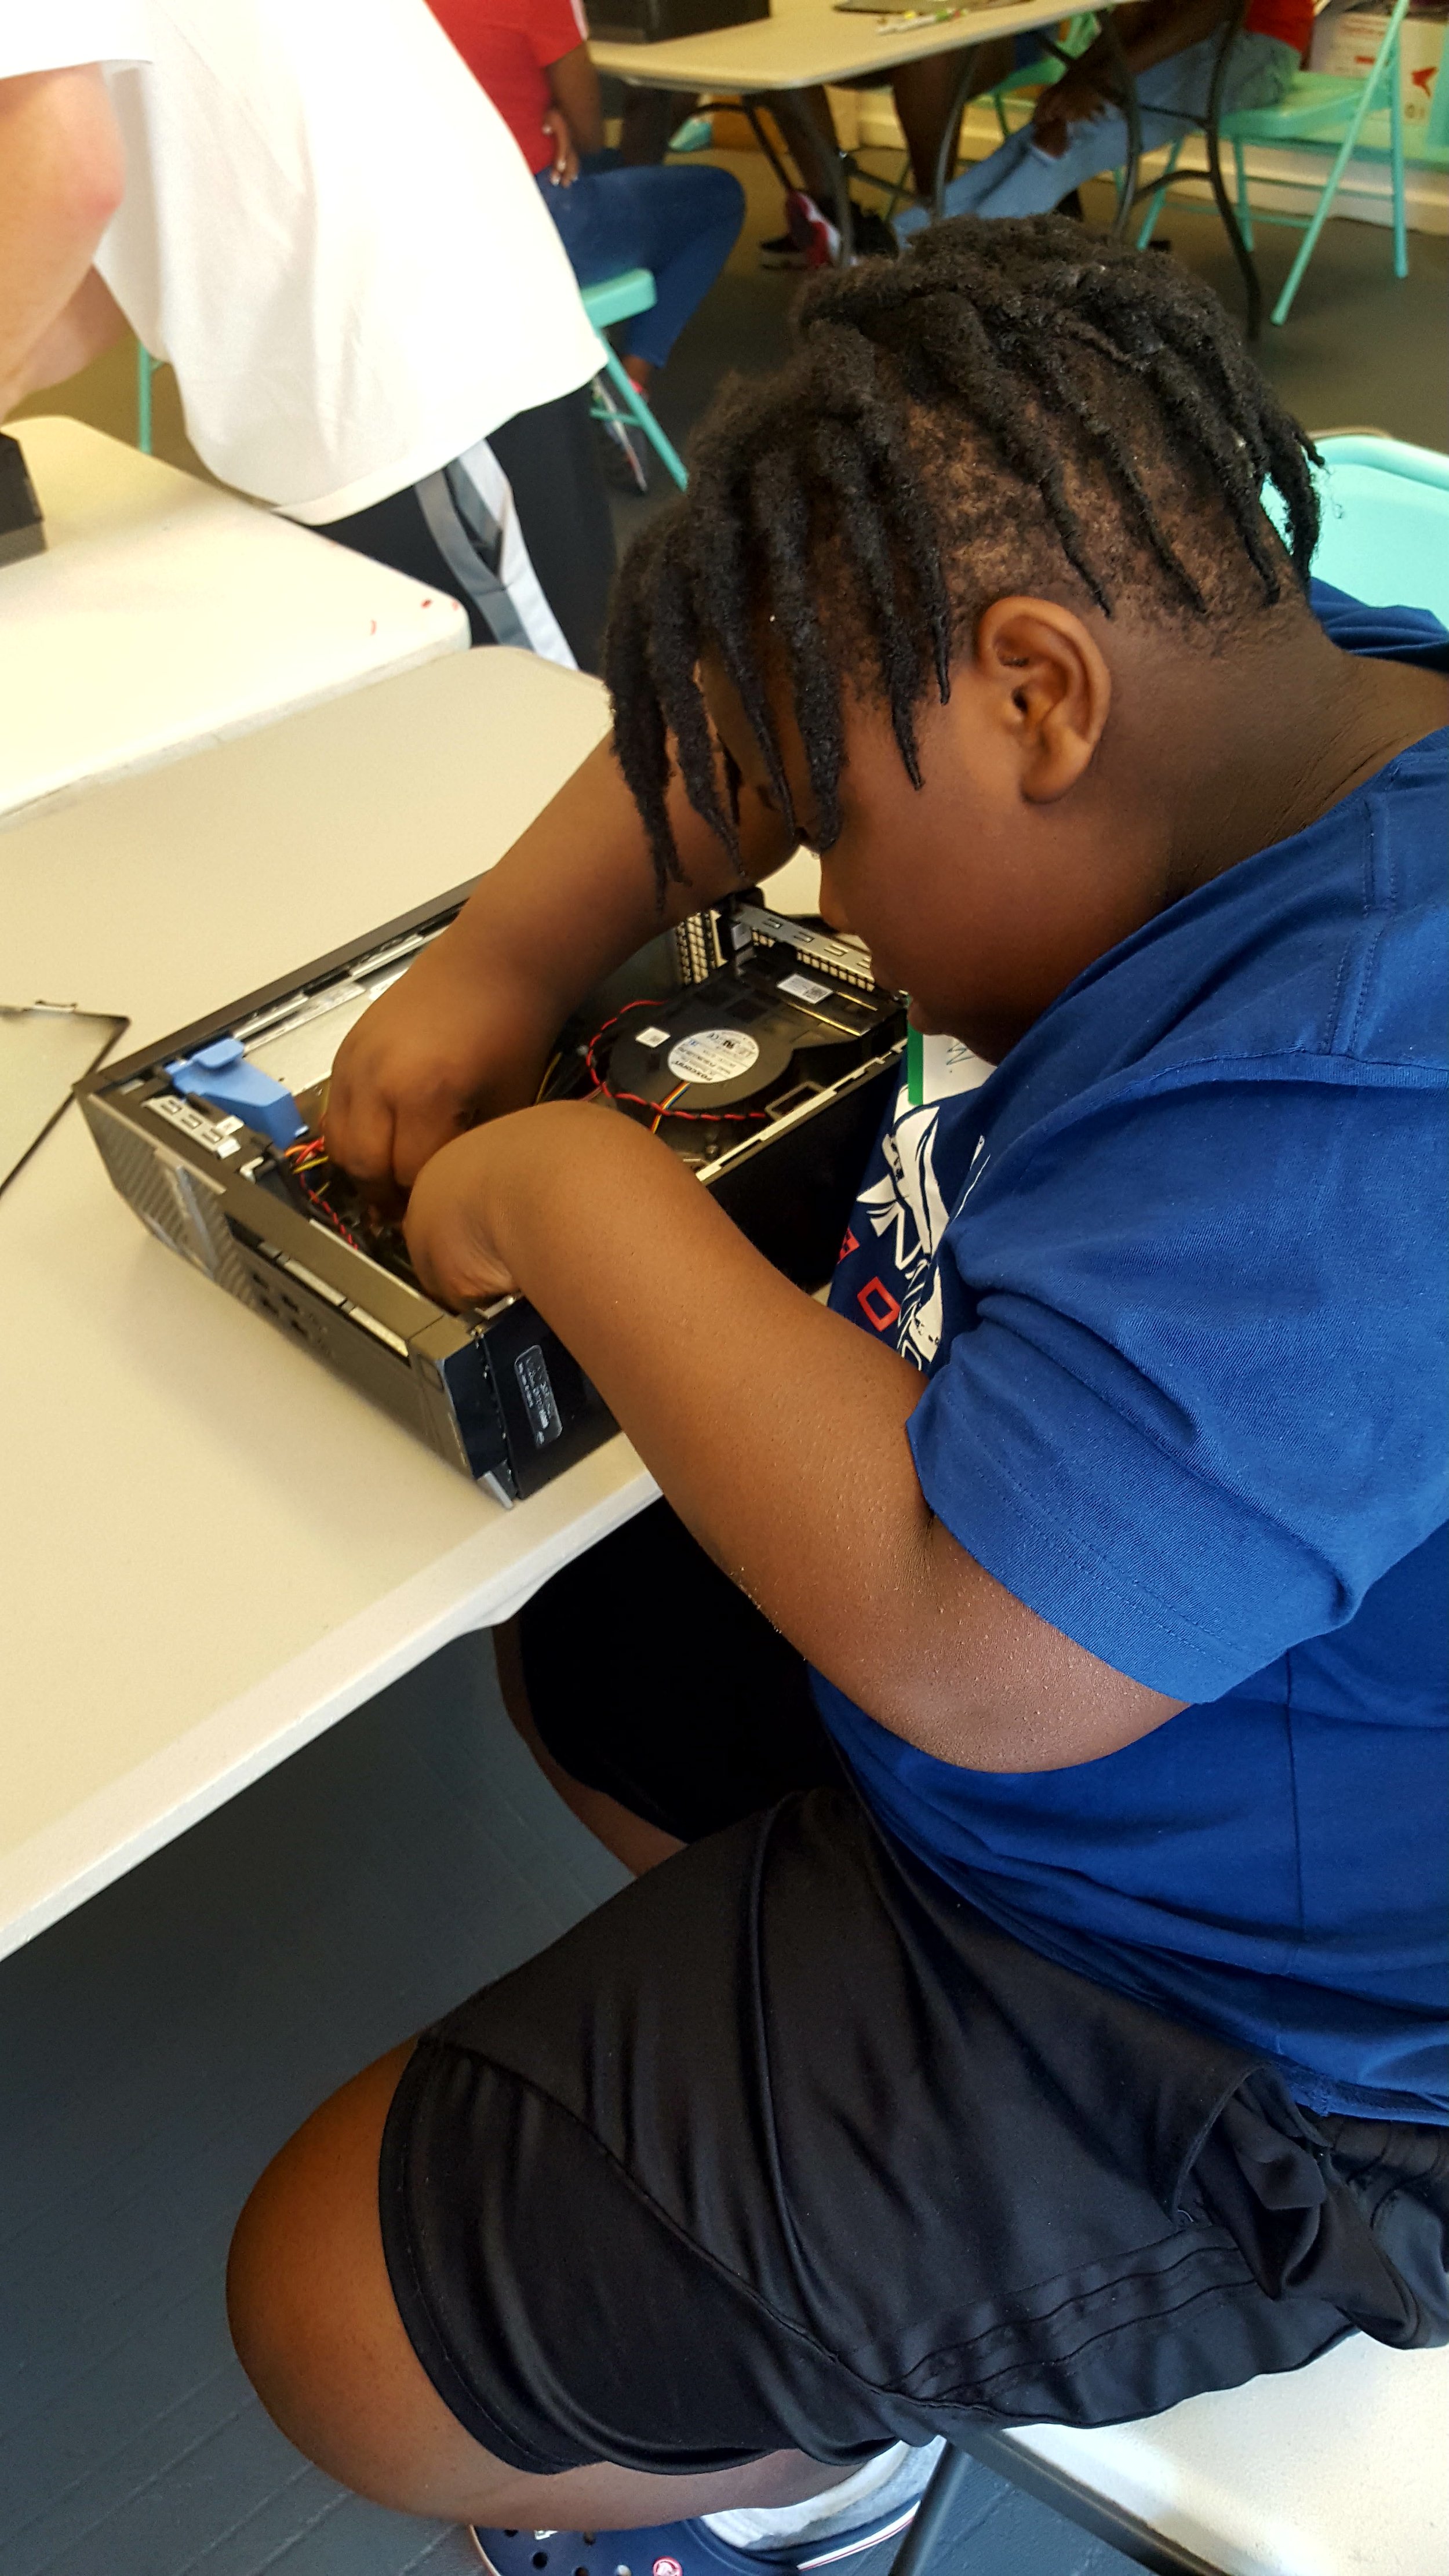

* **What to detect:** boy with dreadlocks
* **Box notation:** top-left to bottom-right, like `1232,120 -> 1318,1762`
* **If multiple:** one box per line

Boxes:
228,221 -> 1448,2558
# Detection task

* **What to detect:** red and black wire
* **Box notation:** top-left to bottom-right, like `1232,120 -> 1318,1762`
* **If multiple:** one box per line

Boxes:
281,1134 -> 364,1250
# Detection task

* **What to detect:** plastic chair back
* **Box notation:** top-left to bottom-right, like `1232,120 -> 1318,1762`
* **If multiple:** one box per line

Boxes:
1309,434 -> 1449,616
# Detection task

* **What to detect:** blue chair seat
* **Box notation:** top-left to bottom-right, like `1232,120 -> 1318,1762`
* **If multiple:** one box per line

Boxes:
1307,434 -> 1449,617
580,268 -> 657,334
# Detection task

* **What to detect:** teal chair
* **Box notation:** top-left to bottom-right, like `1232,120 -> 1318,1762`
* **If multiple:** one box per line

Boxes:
137,286 -> 689,493
581,270 -> 689,491
1305,432 -> 1449,617
136,342 -> 156,452
1137,0 -> 1412,325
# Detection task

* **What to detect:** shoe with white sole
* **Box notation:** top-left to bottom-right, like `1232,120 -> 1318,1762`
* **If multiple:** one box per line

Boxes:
782,189 -> 840,268
469,2501 -> 926,2576
759,194 -> 900,270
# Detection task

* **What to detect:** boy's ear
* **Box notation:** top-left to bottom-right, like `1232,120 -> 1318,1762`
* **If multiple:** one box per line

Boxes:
971,598 -> 1112,803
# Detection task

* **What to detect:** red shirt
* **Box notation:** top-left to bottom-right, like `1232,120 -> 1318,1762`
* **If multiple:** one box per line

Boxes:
430,0 -> 589,174
1243,0 -> 1315,61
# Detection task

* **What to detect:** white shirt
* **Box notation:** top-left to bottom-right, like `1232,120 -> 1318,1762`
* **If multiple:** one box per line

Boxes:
1,0 -> 600,520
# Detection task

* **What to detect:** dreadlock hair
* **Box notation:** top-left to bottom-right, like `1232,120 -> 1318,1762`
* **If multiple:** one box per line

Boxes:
604,214 -> 1322,899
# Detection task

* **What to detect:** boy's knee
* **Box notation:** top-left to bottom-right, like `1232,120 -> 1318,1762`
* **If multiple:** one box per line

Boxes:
227,2042 -> 443,2508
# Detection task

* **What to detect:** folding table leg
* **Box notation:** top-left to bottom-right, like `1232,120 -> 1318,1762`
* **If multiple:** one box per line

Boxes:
1233,138 -> 1254,248
1204,0 -> 1262,335
1136,139 -> 1183,244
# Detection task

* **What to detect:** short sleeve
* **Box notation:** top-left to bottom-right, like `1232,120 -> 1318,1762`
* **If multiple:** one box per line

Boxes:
1310,579 -> 1449,672
529,0 -> 589,66
0,2 -> 151,77
908,1071 -> 1448,1701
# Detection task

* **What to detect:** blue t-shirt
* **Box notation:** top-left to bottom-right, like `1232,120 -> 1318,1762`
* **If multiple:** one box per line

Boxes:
819,585 -> 1449,2123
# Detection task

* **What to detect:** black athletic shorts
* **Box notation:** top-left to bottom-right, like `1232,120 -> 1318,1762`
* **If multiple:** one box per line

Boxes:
378,1502 -> 1449,2477
320,384 -> 615,672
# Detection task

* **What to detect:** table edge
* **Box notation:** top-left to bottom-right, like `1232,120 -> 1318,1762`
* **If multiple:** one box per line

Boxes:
0,1454 -> 657,1964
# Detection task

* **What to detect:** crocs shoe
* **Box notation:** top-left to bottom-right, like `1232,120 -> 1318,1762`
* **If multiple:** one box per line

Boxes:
469,2501 -> 923,2576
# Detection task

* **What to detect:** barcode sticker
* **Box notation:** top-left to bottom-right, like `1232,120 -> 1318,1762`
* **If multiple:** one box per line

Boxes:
778,973 -> 831,1005
634,1024 -> 671,1050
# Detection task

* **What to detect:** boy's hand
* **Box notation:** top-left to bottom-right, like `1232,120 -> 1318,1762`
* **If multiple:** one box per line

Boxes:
1031,67 -> 1111,152
404,1096 -> 665,1311
323,733 -> 797,1205
399,1090 -> 1178,1777
325,936 -> 557,1202
403,1104 -> 568,1309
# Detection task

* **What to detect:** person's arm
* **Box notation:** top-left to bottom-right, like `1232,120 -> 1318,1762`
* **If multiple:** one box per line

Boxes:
17,263 -> 126,398
0,66 -> 126,417
547,43 -> 605,158
325,732 -> 796,1194
1032,0 -> 1233,149
402,1100 -> 1183,1773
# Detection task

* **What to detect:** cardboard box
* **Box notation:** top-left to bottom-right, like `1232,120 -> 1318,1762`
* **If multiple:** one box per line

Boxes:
1310,4 -> 1446,130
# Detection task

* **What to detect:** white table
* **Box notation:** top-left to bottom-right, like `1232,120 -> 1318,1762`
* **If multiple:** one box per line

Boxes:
0,416 -> 469,832
593,0 -> 1090,100
0,648 -> 656,1966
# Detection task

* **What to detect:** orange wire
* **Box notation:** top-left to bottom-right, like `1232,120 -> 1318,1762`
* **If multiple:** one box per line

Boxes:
650,1082 -> 688,1134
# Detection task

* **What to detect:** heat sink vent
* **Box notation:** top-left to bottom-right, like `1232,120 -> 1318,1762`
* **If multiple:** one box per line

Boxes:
86,1097 -> 257,1307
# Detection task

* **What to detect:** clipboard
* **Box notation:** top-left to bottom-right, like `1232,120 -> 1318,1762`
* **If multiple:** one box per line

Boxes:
0,1003 -> 129,1194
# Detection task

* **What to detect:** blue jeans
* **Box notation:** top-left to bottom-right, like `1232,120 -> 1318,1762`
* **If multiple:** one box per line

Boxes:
894,32 -> 1298,232
539,155 -> 745,369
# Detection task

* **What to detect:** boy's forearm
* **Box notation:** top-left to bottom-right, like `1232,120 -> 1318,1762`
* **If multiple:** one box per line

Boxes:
17,265 -> 126,399
455,1108 -> 1174,1774
439,733 -> 795,1028
478,1108 -> 938,1702
0,67 -> 125,417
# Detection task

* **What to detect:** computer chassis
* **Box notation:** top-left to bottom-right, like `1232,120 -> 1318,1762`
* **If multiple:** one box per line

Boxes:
78,884 -> 906,1507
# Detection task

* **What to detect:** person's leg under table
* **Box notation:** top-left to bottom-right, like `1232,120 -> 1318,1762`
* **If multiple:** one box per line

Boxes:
227,1502 -> 1443,2538
895,28 -> 1293,238
618,85 -> 701,165
890,41 -> 1017,201
762,88 -> 856,260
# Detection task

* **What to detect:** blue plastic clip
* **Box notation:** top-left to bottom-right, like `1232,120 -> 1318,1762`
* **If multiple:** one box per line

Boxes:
167,1038 -> 305,1149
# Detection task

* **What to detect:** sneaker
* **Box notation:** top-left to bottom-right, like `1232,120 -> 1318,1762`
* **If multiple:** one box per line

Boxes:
469,2502 -> 926,2576
758,195 -> 898,270
784,188 -> 841,268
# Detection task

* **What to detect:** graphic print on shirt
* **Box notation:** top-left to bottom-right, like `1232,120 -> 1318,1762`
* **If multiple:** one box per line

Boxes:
844,1036 -> 991,1368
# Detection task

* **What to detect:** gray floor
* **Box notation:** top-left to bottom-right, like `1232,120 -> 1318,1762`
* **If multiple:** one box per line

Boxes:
0,1640 -> 1133,2574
